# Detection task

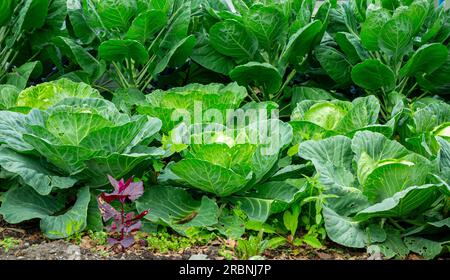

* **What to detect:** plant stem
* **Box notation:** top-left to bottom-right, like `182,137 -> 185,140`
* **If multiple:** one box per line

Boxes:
143,2 -> 185,54
247,94 -> 257,102
274,69 -> 297,101
395,61 -> 403,77
247,86 -> 261,102
388,218 -> 405,231
125,58 -> 135,86
412,91 -> 429,102
279,103 -> 291,114
93,84 -> 114,94
137,55 -> 158,91
396,77 -> 409,95
140,71 -> 156,92
379,88 -> 389,121
405,82 -> 418,97
112,62 -> 130,88
374,52 -> 384,64
136,55 -> 156,85
120,202 -> 125,241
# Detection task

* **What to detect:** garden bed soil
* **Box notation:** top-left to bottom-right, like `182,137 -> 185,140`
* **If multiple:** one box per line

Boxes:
1,216 -> 440,260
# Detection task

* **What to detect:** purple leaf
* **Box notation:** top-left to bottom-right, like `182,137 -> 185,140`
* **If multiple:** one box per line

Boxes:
101,193 -> 128,203
125,221 -> 142,233
107,237 -> 120,246
120,236 -> 135,248
97,196 -> 121,222
102,176 -> 143,202
107,175 -> 120,191
108,236 -> 135,248
130,210 -> 149,222
99,176 -> 147,251
119,177 -> 134,193
107,221 -> 122,233
125,212 -> 135,221
122,181 -> 144,201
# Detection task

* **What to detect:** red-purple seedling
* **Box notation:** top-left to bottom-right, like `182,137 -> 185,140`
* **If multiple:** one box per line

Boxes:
98,175 -> 149,249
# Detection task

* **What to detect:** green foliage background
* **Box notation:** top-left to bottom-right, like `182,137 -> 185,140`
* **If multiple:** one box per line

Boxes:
0,0 -> 449,259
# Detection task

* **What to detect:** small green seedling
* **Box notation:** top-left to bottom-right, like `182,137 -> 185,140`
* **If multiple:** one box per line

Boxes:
0,237 -> 21,253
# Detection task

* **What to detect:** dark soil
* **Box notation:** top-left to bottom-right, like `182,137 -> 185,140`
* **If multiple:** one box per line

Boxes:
0,216 -> 439,260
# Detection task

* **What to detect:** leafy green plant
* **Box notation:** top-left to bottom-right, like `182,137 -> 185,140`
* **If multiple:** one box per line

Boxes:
0,1 -> 38,84
298,130 -> 449,259
397,98 -> 450,158
135,116 -> 308,236
236,230 -> 286,260
192,0 -> 329,102
137,82 -> 248,134
167,119 -> 292,197
218,244 -> 235,260
0,0 -> 75,89
1,78 -> 102,111
146,231 -> 216,253
0,237 -> 21,253
0,80 -> 163,239
311,0 -> 449,118
0,80 -> 163,188
0,0 -> 448,261
59,0 -> 197,95
288,95 -> 396,156
88,230 -> 108,246
283,176 -> 331,249
63,221 -> 85,245
283,204 -> 301,238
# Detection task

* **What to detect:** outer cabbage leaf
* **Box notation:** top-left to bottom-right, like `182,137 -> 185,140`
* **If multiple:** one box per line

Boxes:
229,179 -> 309,222
362,154 -> 436,203
291,96 -> 393,146
299,136 -> 355,193
170,119 -> 292,197
0,186 -> 90,239
40,186 -> 91,239
0,111 -> 34,152
351,131 -> 410,184
399,101 -> 450,157
0,147 -> 77,195
16,79 -> 101,110
323,206 -> 385,248
3,97 -> 162,186
136,186 -> 219,235
355,184 -> 443,221
0,186 -> 65,223
137,83 -> 247,133
170,158 -> 251,197
0,85 -> 20,109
